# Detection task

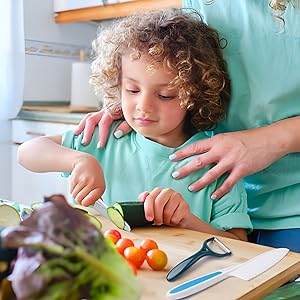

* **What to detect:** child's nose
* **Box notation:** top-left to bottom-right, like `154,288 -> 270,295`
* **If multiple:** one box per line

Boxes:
136,93 -> 153,112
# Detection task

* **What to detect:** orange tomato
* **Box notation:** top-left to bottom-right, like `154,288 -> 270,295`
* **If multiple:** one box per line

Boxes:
116,238 -> 134,255
104,229 -> 122,244
146,249 -> 168,271
124,246 -> 146,269
140,239 -> 158,255
126,260 -> 138,276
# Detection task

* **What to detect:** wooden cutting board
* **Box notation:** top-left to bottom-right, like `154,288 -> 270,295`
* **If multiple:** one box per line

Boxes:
22,105 -> 100,113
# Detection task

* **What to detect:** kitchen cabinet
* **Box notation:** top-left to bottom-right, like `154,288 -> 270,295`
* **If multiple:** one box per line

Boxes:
11,119 -> 75,205
54,0 -> 181,23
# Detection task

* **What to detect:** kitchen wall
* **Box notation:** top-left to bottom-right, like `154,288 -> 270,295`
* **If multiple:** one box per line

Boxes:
24,0 -> 98,103
0,1 -> 106,201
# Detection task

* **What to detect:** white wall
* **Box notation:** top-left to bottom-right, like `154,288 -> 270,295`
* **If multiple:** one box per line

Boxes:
23,0 -> 98,102
0,1 -> 102,201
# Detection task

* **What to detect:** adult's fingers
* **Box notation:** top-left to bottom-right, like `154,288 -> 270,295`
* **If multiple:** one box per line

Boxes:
187,162 -> 229,193
74,113 -> 89,135
114,121 -> 133,139
97,113 -> 115,148
211,168 -> 244,200
171,152 -> 216,180
170,139 -> 211,161
81,112 -> 104,145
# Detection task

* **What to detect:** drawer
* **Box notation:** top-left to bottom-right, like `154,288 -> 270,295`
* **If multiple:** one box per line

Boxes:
12,119 -> 76,144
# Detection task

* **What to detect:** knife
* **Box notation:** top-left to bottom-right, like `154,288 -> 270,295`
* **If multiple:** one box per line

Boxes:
93,199 -> 131,232
166,247 -> 289,299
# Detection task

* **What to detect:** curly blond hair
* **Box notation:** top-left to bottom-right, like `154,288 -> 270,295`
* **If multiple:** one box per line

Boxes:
90,8 -> 230,133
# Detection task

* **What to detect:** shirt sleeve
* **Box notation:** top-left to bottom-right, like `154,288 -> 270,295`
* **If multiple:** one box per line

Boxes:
210,177 -> 253,232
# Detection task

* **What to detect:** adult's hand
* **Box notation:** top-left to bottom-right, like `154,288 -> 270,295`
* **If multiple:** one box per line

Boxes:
170,126 -> 287,199
74,110 -> 132,148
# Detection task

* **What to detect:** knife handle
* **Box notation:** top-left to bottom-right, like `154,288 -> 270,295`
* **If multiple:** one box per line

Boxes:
166,269 -> 230,299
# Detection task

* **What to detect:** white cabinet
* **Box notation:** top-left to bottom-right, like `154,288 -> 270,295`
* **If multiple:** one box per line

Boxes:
11,119 -> 76,205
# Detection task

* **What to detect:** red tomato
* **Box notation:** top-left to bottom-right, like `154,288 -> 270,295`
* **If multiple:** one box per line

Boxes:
104,229 -> 122,244
116,238 -> 134,255
124,246 -> 146,269
146,249 -> 168,271
139,239 -> 158,255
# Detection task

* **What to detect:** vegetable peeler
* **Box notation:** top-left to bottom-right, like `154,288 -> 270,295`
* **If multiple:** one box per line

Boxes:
166,237 -> 231,281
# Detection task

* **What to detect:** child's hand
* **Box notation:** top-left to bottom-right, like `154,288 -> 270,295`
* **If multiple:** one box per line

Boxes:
70,155 -> 106,206
140,187 -> 191,226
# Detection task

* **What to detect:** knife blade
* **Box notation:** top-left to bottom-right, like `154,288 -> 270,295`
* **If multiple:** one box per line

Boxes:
93,200 -> 131,232
166,247 -> 289,300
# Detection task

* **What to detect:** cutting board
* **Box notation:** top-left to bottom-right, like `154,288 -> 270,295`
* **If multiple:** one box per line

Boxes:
22,105 -> 100,113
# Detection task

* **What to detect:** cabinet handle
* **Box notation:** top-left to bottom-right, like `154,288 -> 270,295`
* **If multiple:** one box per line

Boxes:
26,131 -> 45,137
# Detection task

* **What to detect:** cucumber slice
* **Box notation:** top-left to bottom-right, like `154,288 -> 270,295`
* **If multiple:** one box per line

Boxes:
31,202 -> 44,210
86,215 -> 102,230
107,207 -> 125,230
115,201 -> 153,228
113,203 -> 124,217
0,205 -> 21,226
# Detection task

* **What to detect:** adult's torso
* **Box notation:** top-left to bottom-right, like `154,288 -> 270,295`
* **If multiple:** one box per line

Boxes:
183,0 -> 300,229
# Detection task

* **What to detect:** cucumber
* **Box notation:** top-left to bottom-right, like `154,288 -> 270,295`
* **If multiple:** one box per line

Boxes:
113,203 -> 124,217
110,202 -> 153,229
0,205 -> 21,227
86,215 -> 102,230
75,206 -> 102,230
107,207 -> 125,230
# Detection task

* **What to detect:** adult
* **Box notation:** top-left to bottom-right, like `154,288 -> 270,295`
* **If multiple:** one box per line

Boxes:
75,0 -> 300,252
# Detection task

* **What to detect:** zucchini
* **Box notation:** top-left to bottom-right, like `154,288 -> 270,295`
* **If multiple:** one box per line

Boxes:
86,215 -> 102,230
107,207 -> 125,230
110,202 -> 153,228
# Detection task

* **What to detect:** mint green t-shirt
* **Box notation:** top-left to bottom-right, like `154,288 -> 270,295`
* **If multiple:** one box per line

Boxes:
183,0 -> 300,229
62,124 -> 252,232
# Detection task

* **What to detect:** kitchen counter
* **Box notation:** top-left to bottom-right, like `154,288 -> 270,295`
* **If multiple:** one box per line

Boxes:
16,109 -> 86,125
15,104 -> 101,124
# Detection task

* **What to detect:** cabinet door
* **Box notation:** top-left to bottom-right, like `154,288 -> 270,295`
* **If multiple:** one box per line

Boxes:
11,120 -> 76,205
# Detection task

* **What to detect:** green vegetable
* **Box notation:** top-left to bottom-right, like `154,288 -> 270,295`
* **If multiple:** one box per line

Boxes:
1,195 -> 140,300
109,202 -> 153,229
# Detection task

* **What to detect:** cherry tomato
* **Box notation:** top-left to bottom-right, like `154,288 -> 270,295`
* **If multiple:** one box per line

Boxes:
146,249 -> 168,271
104,229 -> 122,244
116,238 -> 134,255
124,246 -> 146,269
139,239 -> 158,255
126,259 -> 138,275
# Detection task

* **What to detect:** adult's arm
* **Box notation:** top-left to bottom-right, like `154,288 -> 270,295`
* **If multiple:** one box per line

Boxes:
74,110 -> 132,148
170,116 -> 300,199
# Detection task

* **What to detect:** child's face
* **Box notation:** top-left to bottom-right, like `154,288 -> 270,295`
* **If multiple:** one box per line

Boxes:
121,53 -> 189,147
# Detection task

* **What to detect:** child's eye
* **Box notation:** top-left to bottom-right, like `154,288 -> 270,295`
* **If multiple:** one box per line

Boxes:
159,95 -> 175,100
126,89 -> 139,95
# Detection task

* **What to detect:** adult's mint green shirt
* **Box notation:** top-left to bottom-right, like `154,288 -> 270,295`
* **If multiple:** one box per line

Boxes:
183,0 -> 300,229
62,123 -> 252,232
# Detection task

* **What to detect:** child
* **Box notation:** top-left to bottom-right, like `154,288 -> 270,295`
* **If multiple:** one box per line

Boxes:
18,9 -> 252,240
